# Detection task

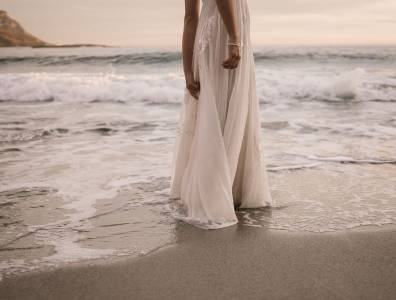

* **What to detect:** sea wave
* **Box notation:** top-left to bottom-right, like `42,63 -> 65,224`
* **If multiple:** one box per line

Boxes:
1,47 -> 395,67
256,67 -> 396,103
0,52 -> 182,66
0,67 -> 395,104
0,72 -> 184,104
253,51 -> 396,62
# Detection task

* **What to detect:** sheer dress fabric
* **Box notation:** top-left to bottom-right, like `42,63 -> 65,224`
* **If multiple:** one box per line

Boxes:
169,0 -> 273,229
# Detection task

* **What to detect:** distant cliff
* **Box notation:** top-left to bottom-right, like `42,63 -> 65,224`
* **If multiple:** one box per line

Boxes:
0,10 -> 52,47
0,10 -> 109,48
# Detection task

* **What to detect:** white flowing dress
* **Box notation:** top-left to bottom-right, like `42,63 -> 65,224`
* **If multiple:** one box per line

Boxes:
169,0 -> 273,229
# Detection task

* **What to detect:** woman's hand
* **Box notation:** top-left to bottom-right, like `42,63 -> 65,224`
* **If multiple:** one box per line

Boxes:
185,71 -> 200,100
222,44 -> 241,69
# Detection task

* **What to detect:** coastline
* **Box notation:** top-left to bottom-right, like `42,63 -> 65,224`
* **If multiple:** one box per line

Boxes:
1,224 -> 395,300
0,44 -> 395,299
0,44 -> 113,48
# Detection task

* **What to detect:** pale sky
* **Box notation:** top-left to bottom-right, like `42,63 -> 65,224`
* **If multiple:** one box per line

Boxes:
1,0 -> 396,47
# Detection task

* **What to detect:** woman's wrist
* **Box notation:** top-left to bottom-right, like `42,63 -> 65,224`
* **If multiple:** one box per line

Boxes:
184,70 -> 194,82
228,34 -> 240,44
228,41 -> 241,47
228,34 -> 241,48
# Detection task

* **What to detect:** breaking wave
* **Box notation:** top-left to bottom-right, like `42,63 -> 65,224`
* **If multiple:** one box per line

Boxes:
1,67 -> 394,104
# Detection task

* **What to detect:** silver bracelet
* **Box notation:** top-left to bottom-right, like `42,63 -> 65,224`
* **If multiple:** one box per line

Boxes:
228,41 -> 241,47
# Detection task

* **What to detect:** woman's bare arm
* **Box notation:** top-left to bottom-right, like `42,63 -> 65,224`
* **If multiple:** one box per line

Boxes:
215,0 -> 239,43
183,0 -> 200,99
215,0 -> 241,69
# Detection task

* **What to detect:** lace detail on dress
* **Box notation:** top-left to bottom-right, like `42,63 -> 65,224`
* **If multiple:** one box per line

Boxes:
198,15 -> 216,53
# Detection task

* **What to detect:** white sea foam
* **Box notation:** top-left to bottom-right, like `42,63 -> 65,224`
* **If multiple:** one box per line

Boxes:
306,155 -> 396,164
267,162 -> 322,171
257,67 -> 396,103
0,67 -> 395,104
0,72 -> 185,104
328,68 -> 365,100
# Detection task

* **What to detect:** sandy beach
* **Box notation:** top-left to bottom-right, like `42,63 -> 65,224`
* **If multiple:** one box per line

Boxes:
1,45 -> 395,299
1,0 -> 396,296
1,224 -> 396,300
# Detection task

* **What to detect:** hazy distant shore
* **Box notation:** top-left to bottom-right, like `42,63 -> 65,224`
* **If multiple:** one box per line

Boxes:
31,44 -> 113,48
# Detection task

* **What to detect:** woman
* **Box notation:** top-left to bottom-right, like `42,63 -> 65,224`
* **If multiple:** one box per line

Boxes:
169,0 -> 273,229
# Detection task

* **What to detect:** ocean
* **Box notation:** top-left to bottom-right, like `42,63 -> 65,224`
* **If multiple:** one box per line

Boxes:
0,45 -> 395,277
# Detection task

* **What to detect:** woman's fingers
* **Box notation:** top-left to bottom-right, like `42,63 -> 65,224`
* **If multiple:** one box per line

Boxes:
187,81 -> 200,99
187,85 -> 198,99
222,44 -> 241,69
221,60 -> 231,69
222,58 -> 237,69
222,54 -> 241,69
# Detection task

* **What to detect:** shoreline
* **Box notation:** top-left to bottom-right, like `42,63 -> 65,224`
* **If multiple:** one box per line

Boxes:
1,224 -> 395,300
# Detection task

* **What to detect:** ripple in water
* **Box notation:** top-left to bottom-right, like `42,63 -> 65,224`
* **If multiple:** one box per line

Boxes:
236,164 -> 396,232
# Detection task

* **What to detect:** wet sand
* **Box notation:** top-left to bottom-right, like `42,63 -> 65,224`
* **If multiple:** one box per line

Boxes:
1,164 -> 396,299
1,224 -> 395,300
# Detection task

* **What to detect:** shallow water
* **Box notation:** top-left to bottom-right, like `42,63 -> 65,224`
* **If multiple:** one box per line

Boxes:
0,46 -> 395,278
